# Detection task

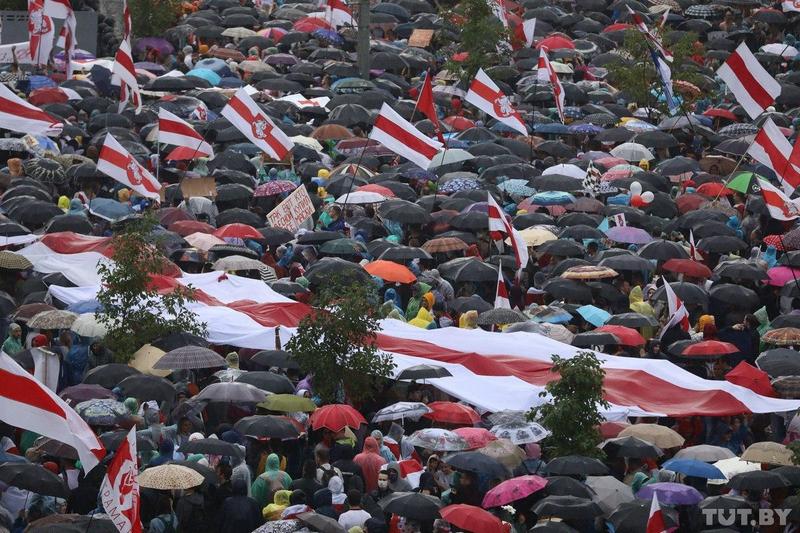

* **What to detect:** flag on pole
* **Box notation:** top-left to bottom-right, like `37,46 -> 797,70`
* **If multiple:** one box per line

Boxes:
689,229 -> 701,261
98,134 -> 161,199
582,161 -> 601,198
0,351 -> 105,472
646,493 -> 668,533
627,6 -> 672,61
537,50 -> 566,123
0,83 -> 62,135
327,0 -> 353,27
650,48 -> 678,115
369,102 -> 443,170
56,10 -> 76,78
42,0 -> 72,18
747,118 -> 800,194
494,266 -> 511,309
717,43 -> 781,120
466,68 -> 528,135
112,39 -> 141,114
659,282 -> 690,338
100,427 -> 141,533
659,7 -> 670,28
487,192 -> 529,270
516,18 -> 536,47
221,87 -> 295,161
758,178 -> 800,221
158,108 -> 214,160
416,74 -> 445,144
122,0 -> 132,43
28,0 -> 54,66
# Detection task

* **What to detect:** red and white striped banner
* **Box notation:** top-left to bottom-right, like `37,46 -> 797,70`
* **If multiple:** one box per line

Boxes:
112,39 -> 141,113
56,11 -> 76,78
537,50 -> 566,123
627,6 -> 672,61
0,82 -> 62,136
465,68 -> 528,135
487,192 -> 529,270
158,108 -> 214,160
221,87 -> 294,160
494,266 -> 511,309
122,0 -> 132,43
328,0 -> 353,27
28,0 -> 54,66
369,102 -> 442,170
97,134 -> 161,199
758,178 -> 800,221
100,427 -> 141,533
747,118 -> 800,194
717,43 -> 781,120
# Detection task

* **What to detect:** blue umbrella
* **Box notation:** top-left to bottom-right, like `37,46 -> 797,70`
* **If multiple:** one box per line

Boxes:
531,191 -> 576,206
193,58 -> 232,77
662,459 -> 725,479
570,123 -> 605,135
439,178 -> 481,193
187,68 -> 222,86
219,77 -> 244,88
534,123 -> 570,135
312,28 -> 344,45
577,305 -> 611,327
87,198 -> 135,222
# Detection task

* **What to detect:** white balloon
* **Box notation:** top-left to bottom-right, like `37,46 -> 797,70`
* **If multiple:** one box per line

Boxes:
630,181 -> 643,196
641,191 -> 655,203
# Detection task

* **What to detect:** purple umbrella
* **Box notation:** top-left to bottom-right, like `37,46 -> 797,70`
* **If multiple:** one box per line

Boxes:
636,482 -> 703,506
133,37 -> 175,56
134,61 -> 166,74
461,202 -> 488,213
265,53 -> 298,66
604,226 -> 654,245
54,49 -> 95,61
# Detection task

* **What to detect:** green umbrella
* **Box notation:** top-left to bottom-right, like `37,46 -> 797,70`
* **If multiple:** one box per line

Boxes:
726,172 -> 763,194
257,394 -> 317,413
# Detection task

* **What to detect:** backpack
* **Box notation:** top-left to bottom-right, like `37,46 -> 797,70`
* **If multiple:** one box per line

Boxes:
319,465 -> 337,485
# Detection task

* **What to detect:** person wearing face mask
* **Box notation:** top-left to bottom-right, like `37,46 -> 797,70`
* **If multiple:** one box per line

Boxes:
385,463 -> 411,492
362,470 -> 393,521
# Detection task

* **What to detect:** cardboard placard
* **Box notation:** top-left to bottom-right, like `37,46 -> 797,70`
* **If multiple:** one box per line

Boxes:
180,177 -> 217,199
266,185 -> 315,232
408,29 -> 434,48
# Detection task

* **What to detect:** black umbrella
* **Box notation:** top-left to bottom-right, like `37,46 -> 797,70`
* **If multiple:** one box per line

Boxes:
601,436 -> 663,458
697,236 -> 748,254
297,231 -> 346,245
328,104 -> 372,126
709,283 -> 760,309
250,349 -> 299,369
233,414 -> 300,439
756,348 -> 800,377
772,466 -> 800,486
118,374 -> 176,402
396,364 -> 452,380
83,364 -> 141,388
690,221 -> 737,239
444,451 -> 510,479
573,331 -> 619,347
450,212 -> 489,230
714,261 -> 768,281
99,430 -> 156,452
546,455 -> 609,476
380,246 -> 432,262
538,239 -> 585,258
543,278 -> 593,303
151,332 -> 208,352
236,371 -> 295,394
258,227 -> 294,247
378,199 -> 433,224
652,282 -> 709,306
44,214 -> 93,235
637,239 -> 689,261
0,463 -> 68,497
450,295 -> 493,313
179,438 -> 243,458
609,501 -> 678,533
728,470 -> 790,490
607,312 -> 659,327
26,514 -> 117,533
378,492 -> 442,520
305,257 -> 371,285
532,496 -> 603,519
438,257 -> 498,283
544,476 -> 595,498
559,225 -> 606,240
533,174 -> 584,192
9,200 -> 64,230
557,213 -> 602,227
216,208 -> 263,227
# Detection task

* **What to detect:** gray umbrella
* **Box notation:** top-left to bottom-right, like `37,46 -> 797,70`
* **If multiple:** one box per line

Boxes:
193,382 -> 269,403
153,346 -> 227,370
477,308 -> 527,326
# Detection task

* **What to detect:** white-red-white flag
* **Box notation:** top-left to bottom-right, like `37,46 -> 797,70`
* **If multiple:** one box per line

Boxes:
659,7 -> 670,28
112,39 -> 141,114
465,68 -> 528,135
100,427 -> 141,533
489,0 -> 509,28
494,266 -> 511,309
28,0 -> 54,66
0,352 -> 105,472
627,6 -> 672,62
0,83 -> 62,135
221,87 -> 295,160
327,0 -> 353,27
98,134 -> 161,199
659,282 -> 690,338
688,229 -> 702,261
783,0 -> 800,12
487,192 -> 529,270
369,102 -> 442,170
717,43 -> 781,120
42,0 -> 72,18
158,108 -> 214,160
537,50 -> 566,123
519,18 -> 536,47
747,118 -> 800,194
122,0 -> 132,43
646,493 -> 668,533
56,10 -> 76,78
758,178 -> 800,221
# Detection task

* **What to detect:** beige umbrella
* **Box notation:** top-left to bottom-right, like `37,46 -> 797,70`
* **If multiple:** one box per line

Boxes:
213,255 -> 265,271
221,27 -> 257,38
741,441 -> 794,466
617,424 -> 685,449
0,250 -> 32,270
28,310 -> 78,330
138,464 -> 204,490
129,344 -> 170,377
184,232 -> 224,252
561,265 -> 619,280
290,135 -> 324,151
239,59 -> 273,73
478,438 -> 526,468
517,226 -> 557,246
70,313 -> 108,338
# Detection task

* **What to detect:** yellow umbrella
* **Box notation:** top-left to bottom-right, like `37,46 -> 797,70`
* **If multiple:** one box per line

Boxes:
741,441 -> 794,466
517,226 -> 557,246
129,344 -> 170,378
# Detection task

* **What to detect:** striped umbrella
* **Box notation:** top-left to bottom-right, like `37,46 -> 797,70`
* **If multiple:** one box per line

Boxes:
153,346 -> 227,370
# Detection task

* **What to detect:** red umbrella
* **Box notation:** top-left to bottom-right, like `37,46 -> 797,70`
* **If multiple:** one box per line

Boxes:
440,504 -> 506,533
424,401 -> 481,425
443,116 -> 475,131
169,220 -> 215,237
214,223 -> 263,240
725,361 -> 776,397
595,325 -> 645,346
696,182 -> 734,197
676,193 -> 708,214
703,108 -> 738,121
763,235 -> 788,251
293,17 -> 331,32
662,259 -> 712,279
536,35 -> 574,50
603,23 -> 631,33
600,421 -> 630,439
680,340 -> 739,359
453,427 -> 497,449
309,404 -> 366,431
451,51 -> 469,62
28,87 -> 69,106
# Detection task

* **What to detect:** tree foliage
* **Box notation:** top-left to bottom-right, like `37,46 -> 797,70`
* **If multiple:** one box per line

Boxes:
129,0 -> 182,39
530,351 -> 609,458
96,216 -> 206,361
605,29 -> 701,117
441,0 -> 510,82
286,278 -> 395,404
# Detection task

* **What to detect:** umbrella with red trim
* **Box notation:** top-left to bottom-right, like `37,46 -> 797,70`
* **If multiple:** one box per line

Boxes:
600,421 -> 630,439
725,361 -> 776,397
440,504 -> 506,533
424,401 -> 481,425
453,427 -> 497,450
309,404 -> 366,431
213,223 -> 263,240
696,182 -> 734,197
679,340 -> 739,360
293,17 -> 331,32
595,325 -> 645,346
356,184 -> 396,197
603,23 -> 631,33
443,116 -> 475,131
703,108 -> 738,121
662,259 -> 712,279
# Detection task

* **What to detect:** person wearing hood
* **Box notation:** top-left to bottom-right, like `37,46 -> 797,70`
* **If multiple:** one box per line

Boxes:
354,437 -> 385,492
405,282 -> 431,321
409,307 -> 436,329
313,488 -> 338,519
2,323 -> 22,355
329,475 -> 348,513
251,453 -> 292,509
458,310 -> 478,329
369,430 -> 396,464
219,479 -> 262,533
280,490 -> 310,519
148,439 -> 175,468
385,462 -> 411,492
262,489 -> 291,520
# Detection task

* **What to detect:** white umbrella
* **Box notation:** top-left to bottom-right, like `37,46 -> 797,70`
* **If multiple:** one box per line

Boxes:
70,313 -> 108,338
543,163 -> 586,179
291,135 -> 324,151
335,191 -> 387,204
674,444 -> 735,462
610,142 -> 654,162
239,60 -> 273,73
185,232 -> 225,251
372,402 -> 432,423
490,421 -> 550,444
429,149 -> 474,168
707,457 -> 761,485
221,27 -> 257,38
761,43 -> 799,58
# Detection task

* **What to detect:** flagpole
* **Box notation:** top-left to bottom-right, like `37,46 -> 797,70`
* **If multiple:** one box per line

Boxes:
528,79 -> 537,164
340,141 -> 369,218
713,137 -> 756,203
778,234 -> 800,296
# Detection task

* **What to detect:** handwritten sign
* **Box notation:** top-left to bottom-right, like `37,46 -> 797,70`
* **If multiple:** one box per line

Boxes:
267,185 -> 315,232
408,29 -> 434,48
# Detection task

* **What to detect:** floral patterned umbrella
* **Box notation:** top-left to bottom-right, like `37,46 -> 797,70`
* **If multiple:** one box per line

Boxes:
253,180 -> 297,197
406,428 -> 468,452
75,399 -> 128,426
490,422 -> 551,444
482,475 -> 548,508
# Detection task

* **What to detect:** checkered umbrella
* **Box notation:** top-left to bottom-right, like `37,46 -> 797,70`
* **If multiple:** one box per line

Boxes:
0,251 -> 32,270
582,161 -> 602,198
685,4 -> 724,17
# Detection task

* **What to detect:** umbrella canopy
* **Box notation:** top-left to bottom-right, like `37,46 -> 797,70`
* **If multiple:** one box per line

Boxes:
153,346 -> 227,370
482,475 -> 548,508
636,482 -> 703,505
424,401 -> 480,425
372,402 -> 432,423
601,436 -> 663,458
0,463 -> 68,497
193,382 -> 269,403
674,445 -> 736,462
257,394 -> 317,413
661,458 -> 725,479
138,464 -> 205,490
741,441 -> 794,465
378,492 -> 443,521
406,428 -> 469,452
546,455 -> 609,476
440,504 -> 504,533
234,415 -> 301,439
309,404 -> 366,431
618,424 -> 684,448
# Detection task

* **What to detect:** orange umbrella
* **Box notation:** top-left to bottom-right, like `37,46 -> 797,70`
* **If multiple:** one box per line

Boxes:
364,260 -> 416,284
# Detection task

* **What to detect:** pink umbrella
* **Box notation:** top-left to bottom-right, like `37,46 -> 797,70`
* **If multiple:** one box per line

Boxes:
453,427 -> 497,450
481,475 -> 548,508
604,226 -> 654,245
767,266 -> 800,287
254,180 -> 297,197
